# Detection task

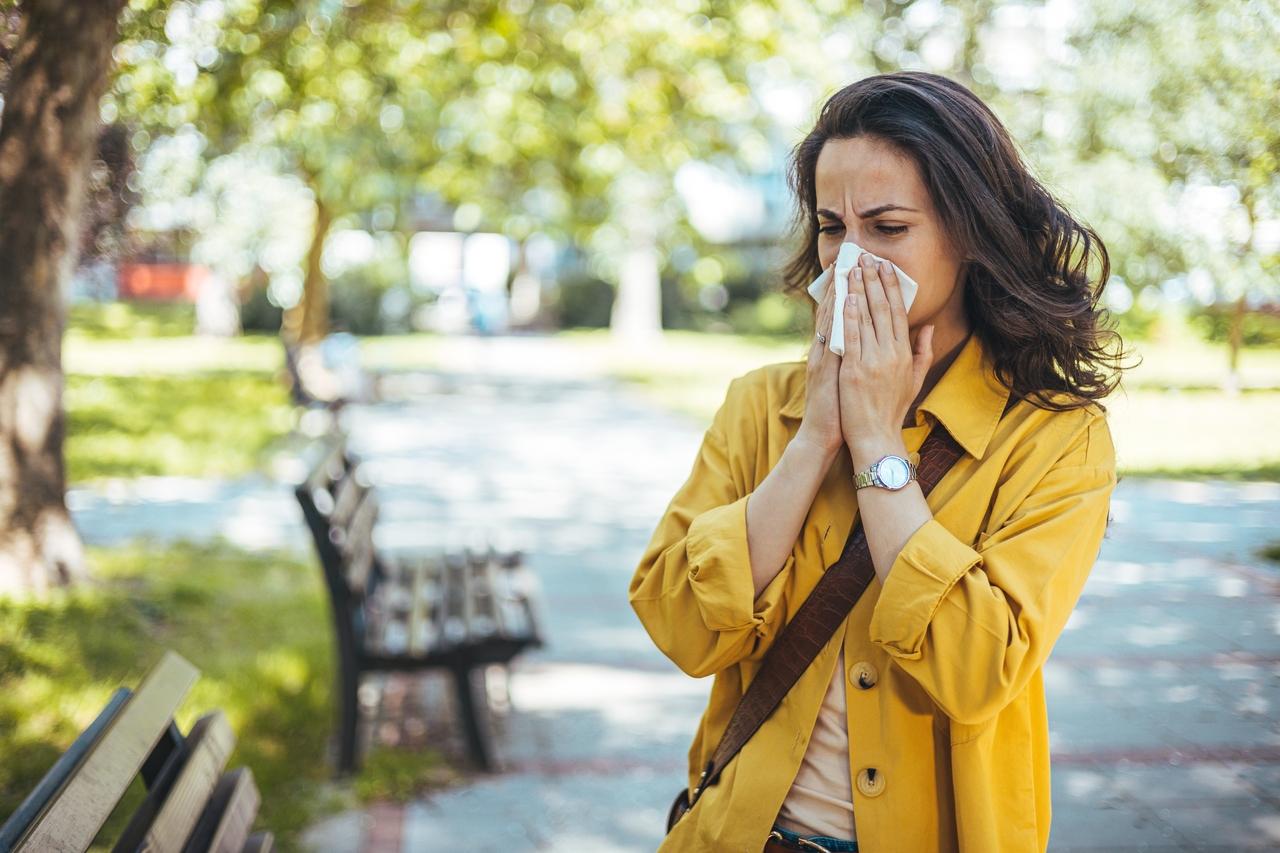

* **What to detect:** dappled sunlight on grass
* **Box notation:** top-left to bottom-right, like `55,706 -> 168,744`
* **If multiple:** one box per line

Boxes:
67,303 -> 199,339
65,373 -> 294,482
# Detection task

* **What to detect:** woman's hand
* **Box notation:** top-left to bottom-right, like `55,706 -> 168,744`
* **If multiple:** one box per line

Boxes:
839,252 -> 935,455
794,265 -> 844,457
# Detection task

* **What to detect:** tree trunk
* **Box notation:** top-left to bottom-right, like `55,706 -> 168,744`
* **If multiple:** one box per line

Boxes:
508,237 -> 544,328
1225,292 -> 1245,396
0,0 -> 125,595
1224,192 -> 1259,396
285,192 -> 334,344
609,217 -> 664,343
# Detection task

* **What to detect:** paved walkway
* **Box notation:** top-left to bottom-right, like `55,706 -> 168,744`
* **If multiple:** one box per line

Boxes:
70,350 -> 1280,852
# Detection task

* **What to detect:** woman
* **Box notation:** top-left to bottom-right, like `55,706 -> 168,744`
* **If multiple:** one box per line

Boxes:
629,71 -> 1127,853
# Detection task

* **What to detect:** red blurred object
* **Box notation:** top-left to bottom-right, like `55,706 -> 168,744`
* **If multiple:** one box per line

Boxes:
116,262 -> 210,301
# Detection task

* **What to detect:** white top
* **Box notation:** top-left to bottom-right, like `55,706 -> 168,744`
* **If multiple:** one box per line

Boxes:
774,648 -> 858,840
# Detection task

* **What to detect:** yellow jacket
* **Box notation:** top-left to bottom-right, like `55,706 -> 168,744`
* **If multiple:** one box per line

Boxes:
629,332 -> 1117,852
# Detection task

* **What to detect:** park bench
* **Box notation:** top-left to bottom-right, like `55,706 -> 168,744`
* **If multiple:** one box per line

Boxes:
0,650 -> 273,852
295,436 -> 545,774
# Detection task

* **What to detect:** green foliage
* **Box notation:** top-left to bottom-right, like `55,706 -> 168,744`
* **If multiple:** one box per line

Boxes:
239,285 -> 286,333
1110,304 -> 1160,343
106,0 -> 871,308
0,540 -> 341,851
549,274 -> 614,329
67,302 -> 197,338
1189,306 -> 1280,348
102,0 -> 1279,350
64,372 -> 293,481
726,291 -> 809,337
1062,0 -> 1280,305
326,250 -> 413,335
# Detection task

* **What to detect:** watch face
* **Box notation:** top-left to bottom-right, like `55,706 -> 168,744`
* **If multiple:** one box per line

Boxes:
876,456 -> 911,489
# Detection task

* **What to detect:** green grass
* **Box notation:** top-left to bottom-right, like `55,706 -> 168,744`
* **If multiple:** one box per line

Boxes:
63,334 -> 284,376
62,316 -> 295,483
353,745 -> 463,802
1104,387 -> 1280,479
67,302 -> 198,339
65,372 -> 295,482
0,540 -> 344,850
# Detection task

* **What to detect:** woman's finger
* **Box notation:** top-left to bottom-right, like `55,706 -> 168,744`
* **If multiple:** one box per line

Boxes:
811,265 -> 835,362
858,277 -> 875,349
880,259 -> 909,344
861,257 -> 893,347
853,266 -> 874,346
842,284 -> 861,361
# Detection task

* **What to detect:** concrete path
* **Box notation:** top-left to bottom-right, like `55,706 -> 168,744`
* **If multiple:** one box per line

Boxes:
69,353 -> 1280,852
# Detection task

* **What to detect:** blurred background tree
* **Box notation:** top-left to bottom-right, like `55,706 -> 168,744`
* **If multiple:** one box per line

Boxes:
110,0 -> 939,342
1062,0 -> 1280,390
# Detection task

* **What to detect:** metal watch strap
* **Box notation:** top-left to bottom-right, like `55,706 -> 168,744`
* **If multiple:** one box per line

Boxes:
682,394 -> 1019,813
853,458 -> 917,490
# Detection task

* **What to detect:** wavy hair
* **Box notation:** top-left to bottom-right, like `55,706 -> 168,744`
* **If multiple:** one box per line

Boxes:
783,71 -> 1130,412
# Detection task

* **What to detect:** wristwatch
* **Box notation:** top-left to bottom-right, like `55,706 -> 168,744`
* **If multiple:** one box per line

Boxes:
854,454 -> 917,491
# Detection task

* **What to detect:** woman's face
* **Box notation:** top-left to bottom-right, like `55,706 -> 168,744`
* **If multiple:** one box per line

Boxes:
813,135 -> 967,339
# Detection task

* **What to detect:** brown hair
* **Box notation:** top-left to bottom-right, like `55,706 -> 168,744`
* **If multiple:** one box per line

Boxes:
783,71 -> 1129,412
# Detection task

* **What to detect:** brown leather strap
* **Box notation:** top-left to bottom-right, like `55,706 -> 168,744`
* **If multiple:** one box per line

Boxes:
687,395 -> 1018,808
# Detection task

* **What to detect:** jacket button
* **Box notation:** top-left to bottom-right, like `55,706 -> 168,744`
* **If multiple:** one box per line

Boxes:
856,767 -> 885,798
849,661 -> 878,689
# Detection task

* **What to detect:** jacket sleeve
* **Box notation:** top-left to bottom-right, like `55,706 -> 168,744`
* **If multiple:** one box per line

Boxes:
628,373 -> 794,678
867,410 -> 1118,725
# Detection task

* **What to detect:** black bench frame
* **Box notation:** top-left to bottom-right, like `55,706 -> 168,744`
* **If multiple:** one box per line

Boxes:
295,437 -> 544,774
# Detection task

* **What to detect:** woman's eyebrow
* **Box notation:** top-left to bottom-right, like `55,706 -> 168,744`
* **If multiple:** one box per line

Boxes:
816,204 -> 919,220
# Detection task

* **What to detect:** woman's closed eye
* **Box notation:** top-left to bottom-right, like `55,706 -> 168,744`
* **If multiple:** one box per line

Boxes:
818,223 -> 909,236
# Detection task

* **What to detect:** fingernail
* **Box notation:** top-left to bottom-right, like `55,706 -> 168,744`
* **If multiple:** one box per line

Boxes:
880,260 -> 891,275
854,267 -> 863,282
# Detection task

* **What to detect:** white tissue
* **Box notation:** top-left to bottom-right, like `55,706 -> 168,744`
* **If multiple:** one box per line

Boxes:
806,241 -> 919,356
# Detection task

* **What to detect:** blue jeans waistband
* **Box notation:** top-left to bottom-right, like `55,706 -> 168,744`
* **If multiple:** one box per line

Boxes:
768,823 -> 860,852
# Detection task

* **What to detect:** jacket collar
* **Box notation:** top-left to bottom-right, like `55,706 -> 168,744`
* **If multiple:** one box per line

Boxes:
778,331 -> 1012,460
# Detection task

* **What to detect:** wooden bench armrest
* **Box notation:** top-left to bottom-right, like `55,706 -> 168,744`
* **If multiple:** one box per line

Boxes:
9,651 -> 199,852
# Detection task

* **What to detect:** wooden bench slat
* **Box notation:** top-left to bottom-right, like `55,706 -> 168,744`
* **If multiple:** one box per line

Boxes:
406,555 -> 431,657
341,491 -> 379,594
442,553 -> 467,647
327,469 -> 366,530
372,557 -> 416,655
16,651 -> 200,853
503,562 -> 538,641
113,724 -> 190,853
0,687 -> 133,850
470,548 -> 502,639
423,560 -> 445,652
300,440 -> 346,503
137,712 -> 236,853
181,767 -> 260,853
460,550 -> 481,643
